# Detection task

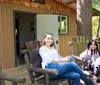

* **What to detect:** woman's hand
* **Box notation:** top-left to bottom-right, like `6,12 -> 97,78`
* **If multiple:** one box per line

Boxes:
62,56 -> 70,62
52,56 -> 70,62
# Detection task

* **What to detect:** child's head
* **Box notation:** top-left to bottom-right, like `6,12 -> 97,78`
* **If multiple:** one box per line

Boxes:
88,40 -> 98,51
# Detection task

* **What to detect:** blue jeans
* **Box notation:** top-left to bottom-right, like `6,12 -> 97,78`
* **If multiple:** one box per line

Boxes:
45,62 -> 89,85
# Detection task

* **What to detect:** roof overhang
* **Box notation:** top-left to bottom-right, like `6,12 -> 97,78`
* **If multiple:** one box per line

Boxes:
56,0 -> 76,10
56,0 -> 100,16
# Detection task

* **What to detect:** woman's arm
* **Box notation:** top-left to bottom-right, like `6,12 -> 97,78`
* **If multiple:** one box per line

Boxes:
52,56 -> 70,62
39,47 -> 70,63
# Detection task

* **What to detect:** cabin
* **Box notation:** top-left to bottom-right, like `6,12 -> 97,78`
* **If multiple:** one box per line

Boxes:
0,0 -> 100,70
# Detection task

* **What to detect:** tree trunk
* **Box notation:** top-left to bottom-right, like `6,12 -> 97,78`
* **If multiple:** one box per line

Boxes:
77,0 -> 92,40
96,16 -> 100,38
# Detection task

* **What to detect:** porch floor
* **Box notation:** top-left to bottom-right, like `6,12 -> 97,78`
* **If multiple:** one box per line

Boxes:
2,65 -> 100,85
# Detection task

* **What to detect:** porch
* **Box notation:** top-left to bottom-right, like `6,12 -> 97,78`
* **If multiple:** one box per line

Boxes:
2,65 -> 100,85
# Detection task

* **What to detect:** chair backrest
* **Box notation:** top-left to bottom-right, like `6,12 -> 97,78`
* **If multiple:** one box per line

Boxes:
25,40 -> 41,63
68,36 -> 88,70
71,36 -> 88,56
25,40 -> 41,51
30,49 -> 42,68
25,41 -> 43,78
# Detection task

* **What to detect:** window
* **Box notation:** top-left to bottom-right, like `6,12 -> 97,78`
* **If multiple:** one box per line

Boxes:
58,15 -> 68,34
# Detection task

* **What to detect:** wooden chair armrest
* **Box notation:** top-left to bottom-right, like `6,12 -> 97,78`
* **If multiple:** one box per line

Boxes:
0,73 -> 26,84
74,56 -> 82,61
30,68 -> 58,85
74,56 -> 86,62
21,49 -> 28,54
30,67 -> 58,75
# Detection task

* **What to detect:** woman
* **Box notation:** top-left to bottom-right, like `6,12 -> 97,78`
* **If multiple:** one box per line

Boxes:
39,32 -> 97,85
80,40 -> 100,76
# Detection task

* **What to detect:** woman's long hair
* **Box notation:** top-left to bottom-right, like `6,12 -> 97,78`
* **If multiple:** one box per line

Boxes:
41,32 -> 56,49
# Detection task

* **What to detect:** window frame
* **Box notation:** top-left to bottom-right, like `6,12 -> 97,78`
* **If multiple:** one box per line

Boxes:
58,15 -> 69,34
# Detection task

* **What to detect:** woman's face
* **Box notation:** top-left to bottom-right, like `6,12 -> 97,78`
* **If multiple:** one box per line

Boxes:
90,42 -> 97,50
44,34 -> 53,47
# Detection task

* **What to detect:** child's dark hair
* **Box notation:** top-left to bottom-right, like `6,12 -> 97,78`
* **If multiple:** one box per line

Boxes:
87,40 -> 100,56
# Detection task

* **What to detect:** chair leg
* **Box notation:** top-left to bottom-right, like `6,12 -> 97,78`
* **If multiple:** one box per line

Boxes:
45,73 -> 49,85
12,82 -> 17,85
30,83 -> 44,85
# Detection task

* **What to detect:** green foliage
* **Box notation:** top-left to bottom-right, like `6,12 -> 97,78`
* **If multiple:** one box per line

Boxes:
92,0 -> 100,39
92,16 -> 99,39
92,0 -> 100,10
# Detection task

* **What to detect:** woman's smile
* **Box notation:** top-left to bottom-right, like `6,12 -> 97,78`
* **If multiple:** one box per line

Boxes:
45,35 -> 53,46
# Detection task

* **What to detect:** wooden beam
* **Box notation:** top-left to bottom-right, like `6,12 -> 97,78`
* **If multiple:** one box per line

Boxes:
65,0 -> 76,5
68,5 -> 76,10
56,0 -> 76,9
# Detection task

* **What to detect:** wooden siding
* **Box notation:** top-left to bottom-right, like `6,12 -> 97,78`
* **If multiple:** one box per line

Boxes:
0,0 -> 77,69
0,3 -> 15,70
59,10 -> 77,57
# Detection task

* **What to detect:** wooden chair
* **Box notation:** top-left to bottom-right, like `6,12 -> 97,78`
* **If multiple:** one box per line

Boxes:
21,41 -> 70,85
68,36 -> 94,77
71,36 -> 88,56
68,36 -> 89,70
0,65 -> 26,85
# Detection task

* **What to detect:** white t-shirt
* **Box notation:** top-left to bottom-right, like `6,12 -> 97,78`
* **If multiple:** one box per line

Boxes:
94,57 -> 100,67
79,49 -> 99,66
39,46 -> 62,68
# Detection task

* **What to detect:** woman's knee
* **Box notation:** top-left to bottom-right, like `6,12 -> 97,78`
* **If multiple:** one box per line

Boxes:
73,73 -> 80,79
71,62 -> 79,68
72,73 -> 80,85
76,73 -> 80,79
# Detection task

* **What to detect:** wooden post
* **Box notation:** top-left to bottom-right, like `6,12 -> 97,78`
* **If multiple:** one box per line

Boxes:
0,65 -> 26,85
0,66 -> 5,85
45,73 -> 49,85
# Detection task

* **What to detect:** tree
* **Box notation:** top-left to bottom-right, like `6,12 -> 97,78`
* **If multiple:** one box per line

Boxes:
77,0 -> 92,40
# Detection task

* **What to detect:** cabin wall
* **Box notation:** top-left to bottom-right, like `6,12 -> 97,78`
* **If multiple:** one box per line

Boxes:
0,3 -> 15,69
59,10 -> 77,57
0,0 -> 77,69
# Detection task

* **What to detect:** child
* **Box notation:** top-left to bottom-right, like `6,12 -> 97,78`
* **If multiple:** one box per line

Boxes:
80,40 -> 100,71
